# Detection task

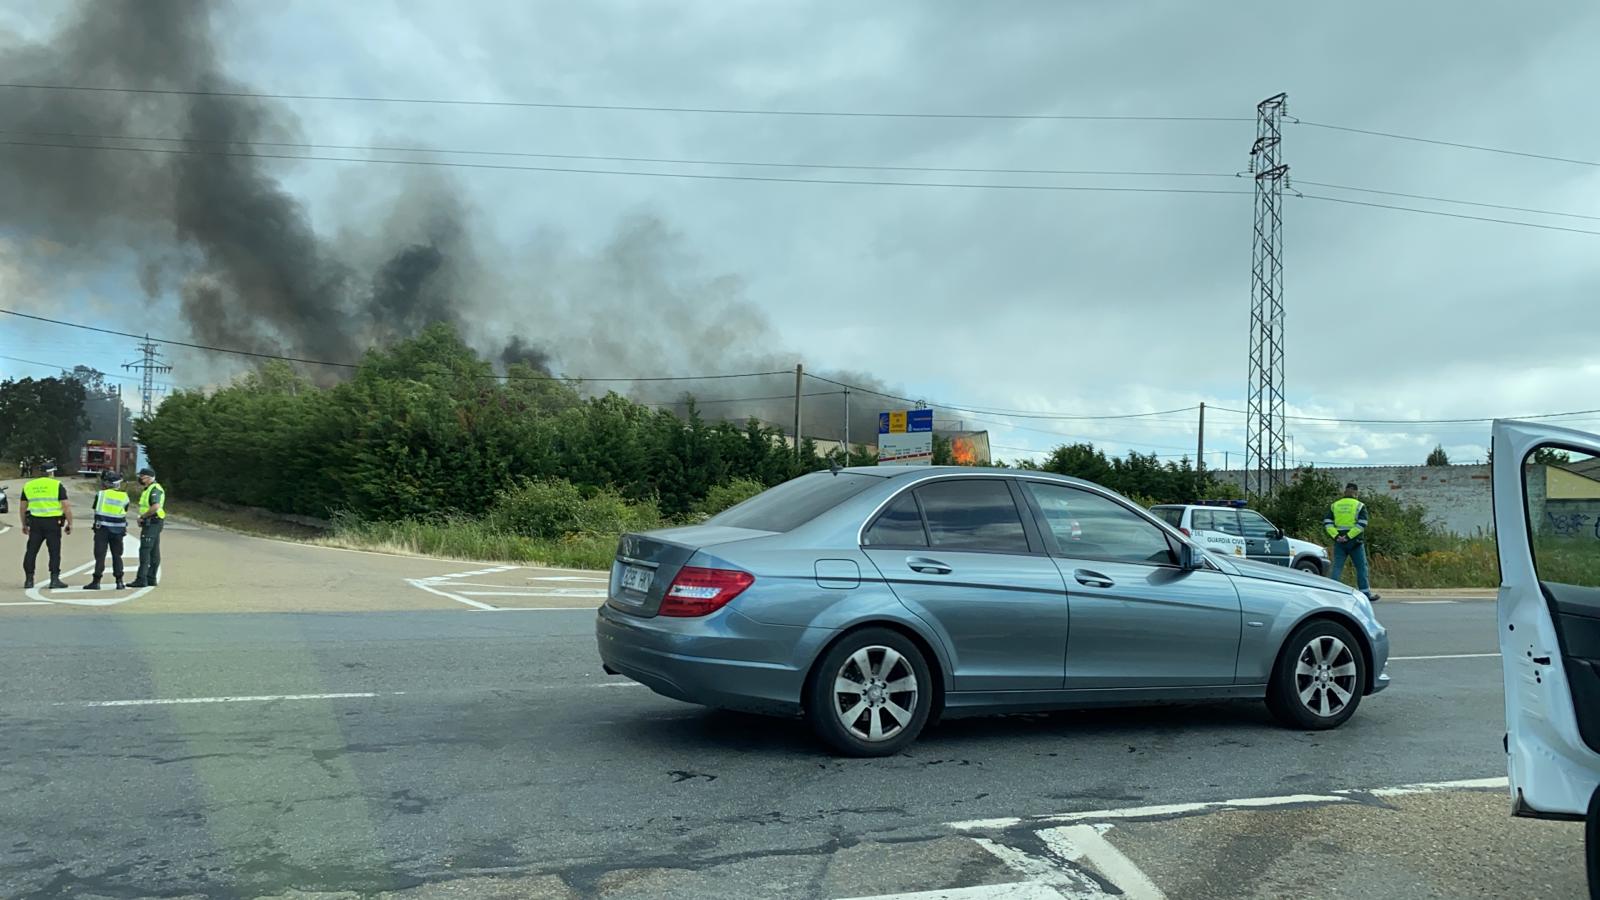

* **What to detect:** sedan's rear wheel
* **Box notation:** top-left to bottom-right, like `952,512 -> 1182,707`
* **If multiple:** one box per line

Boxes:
1267,619 -> 1366,729
807,628 -> 932,757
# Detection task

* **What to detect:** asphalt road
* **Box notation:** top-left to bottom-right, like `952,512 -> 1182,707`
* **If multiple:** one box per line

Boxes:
0,497 -> 1584,899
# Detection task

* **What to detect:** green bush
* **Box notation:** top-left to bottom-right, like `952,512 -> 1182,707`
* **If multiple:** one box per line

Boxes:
485,478 -> 660,540
694,478 -> 765,518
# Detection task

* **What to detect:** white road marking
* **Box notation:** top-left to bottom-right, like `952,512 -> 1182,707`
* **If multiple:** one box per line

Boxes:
590,681 -> 644,688
0,524 -> 11,536
1357,776 -> 1509,797
30,553 -> 154,607
971,838 -> 1104,899
69,692 -> 383,707
0,601 -> 51,606
840,883 -> 1071,900
1040,825 -> 1167,900
459,588 -> 606,598
1389,652 -> 1500,661
529,575 -> 608,583
483,606 -> 599,612
405,577 -> 497,611
949,776 -> 1506,832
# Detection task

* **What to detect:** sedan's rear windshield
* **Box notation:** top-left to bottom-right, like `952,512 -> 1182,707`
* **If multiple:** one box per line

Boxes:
708,472 -> 883,533
1149,506 -> 1184,528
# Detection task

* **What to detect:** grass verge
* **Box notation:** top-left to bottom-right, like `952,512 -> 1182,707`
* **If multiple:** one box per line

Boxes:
172,501 -> 330,541
322,517 -> 615,570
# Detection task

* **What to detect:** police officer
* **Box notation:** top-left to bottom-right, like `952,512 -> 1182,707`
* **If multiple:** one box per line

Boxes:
128,467 -> 165,588
20,461 -> 72,589
1325,482 -> 1380,602
85,471 -> 131,591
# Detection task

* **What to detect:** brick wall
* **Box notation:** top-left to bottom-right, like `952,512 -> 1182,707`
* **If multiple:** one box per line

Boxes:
1215,464 -> 1495,536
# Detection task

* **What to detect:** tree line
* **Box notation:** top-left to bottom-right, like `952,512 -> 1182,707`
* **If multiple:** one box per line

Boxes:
136,325 -> 840,521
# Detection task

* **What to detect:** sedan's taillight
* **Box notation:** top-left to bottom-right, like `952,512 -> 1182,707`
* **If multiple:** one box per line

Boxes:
658,566 -> 755,617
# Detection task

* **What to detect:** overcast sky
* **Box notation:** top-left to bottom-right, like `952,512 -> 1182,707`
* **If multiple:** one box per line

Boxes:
2,0 -> 1598,467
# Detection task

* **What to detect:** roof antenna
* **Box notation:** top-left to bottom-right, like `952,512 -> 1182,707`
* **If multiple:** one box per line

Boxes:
829,458 -> 843,476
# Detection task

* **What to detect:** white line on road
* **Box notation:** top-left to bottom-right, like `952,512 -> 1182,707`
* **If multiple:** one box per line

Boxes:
0,601 -> 51,606
459,589 -> 606,598
405,577 -> 497,611
840,883 -> 1070,900
1357,776 -> 1509,797
1390,652 -> 1500,661
1041,825 -> 1167,900
30,553 -> 154,607
68,692 -> 385,707
529,575 -> 609,583
949,776 -> 1507,832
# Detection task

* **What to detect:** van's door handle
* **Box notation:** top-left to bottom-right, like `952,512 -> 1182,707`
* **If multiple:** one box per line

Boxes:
1074,569 -> 1115,588
907,557 -> 952,575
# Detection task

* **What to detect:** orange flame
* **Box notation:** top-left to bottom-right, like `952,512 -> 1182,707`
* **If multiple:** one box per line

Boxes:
952,436 -> 978,466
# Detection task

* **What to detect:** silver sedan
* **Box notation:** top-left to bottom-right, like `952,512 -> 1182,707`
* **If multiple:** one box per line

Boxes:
596,467 -> 1389,756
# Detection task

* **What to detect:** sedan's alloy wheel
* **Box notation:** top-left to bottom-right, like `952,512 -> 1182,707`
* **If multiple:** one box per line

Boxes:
1295,634 -> 1359,718
832,645 -> 919,742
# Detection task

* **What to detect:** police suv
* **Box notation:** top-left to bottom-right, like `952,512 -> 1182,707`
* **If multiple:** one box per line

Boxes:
1149,500 -> 1330,576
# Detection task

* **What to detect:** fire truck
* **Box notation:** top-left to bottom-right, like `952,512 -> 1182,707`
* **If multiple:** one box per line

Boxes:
78,440 -> 136,478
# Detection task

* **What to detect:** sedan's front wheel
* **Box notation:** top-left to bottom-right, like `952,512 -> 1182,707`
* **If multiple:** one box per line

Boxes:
1267,619 -> 1367,729
806,628 -> 932,757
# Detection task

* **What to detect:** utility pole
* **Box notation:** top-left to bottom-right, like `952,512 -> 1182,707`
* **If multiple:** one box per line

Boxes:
1245,92 -> 1289,500
122,334 -> 171,422
1196,402 -> 1206,495
793,363 -> 804,462
843,389 -> 851,464
113,385 -> 124,475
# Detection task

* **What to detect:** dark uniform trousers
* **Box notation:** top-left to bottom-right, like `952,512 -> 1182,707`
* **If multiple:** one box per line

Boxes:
22,516 -> 63,579
94,526 -> 126,581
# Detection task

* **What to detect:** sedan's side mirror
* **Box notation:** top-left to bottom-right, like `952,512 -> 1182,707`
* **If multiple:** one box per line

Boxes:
1179,542 -> 1205,570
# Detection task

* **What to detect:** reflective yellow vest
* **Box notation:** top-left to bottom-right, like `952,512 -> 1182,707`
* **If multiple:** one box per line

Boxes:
139,482 -> 167,520
96,489 -> 130,527
23,477 -> 63,518
1325,497 -> 1367,540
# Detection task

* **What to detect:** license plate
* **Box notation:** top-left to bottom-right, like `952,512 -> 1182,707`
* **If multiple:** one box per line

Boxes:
621,565 -> 654,593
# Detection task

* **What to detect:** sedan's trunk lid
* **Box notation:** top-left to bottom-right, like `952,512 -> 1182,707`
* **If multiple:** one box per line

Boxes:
607,525 -> 773,616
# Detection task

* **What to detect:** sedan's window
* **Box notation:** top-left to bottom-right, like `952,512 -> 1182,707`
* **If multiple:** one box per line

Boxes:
1239,510 -> 1277,539
863,491 -> 927,547
915,480 -> 1030,553
709,472 -> 881,533
1025,482 -> 1176,565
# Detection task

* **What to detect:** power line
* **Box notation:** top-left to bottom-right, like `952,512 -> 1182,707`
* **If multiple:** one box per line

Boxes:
1296,179 -> 1600,223
1295,119 -> 1600,169
643,390 -> 845,406
0,354 -> 144,384
0,82 -> 1251,122
1297,193 -> 1600,237
0,139 -> 1257,196
0,129 -> 1243,181
1208,404 -> 1600,425
801,372 -> 1202,421
0,307 -> 792,383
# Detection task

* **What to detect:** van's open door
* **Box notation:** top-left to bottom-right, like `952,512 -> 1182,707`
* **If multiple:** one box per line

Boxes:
1493,420 -> 1600,824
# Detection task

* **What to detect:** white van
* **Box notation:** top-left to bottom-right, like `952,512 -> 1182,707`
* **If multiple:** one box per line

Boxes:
1492,419 -> 1599,888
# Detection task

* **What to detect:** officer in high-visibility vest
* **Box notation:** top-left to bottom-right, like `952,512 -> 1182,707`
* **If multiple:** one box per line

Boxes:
19,461 -> 72,590
1325,482 -> 1380,602
85,471 -> 131,591
128,467 -> 166,589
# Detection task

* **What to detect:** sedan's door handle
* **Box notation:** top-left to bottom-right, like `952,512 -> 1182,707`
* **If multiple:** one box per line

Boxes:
1074,569 -> 1115,588
907,557 -> 952,575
